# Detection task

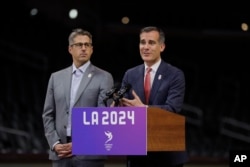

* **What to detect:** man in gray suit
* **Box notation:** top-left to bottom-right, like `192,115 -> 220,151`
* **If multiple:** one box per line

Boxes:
42,28 -> 114,167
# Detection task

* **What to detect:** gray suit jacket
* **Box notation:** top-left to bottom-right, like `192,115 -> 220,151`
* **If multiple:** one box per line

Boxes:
42,63 -> 114,160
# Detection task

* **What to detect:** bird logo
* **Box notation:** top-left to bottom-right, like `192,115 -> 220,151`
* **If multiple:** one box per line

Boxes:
104,131 -> 113,144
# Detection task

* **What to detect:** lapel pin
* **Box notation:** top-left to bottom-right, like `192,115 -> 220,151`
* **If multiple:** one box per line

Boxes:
88,73 -> 92,78
158,75 -> 162,80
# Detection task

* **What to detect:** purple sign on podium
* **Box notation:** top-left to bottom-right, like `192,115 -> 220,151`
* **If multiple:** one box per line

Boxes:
72,107 -> 147,155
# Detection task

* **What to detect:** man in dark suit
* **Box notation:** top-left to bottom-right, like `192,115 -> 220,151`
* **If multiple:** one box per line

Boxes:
120,26 -> 188,167
42,28 -> 114,167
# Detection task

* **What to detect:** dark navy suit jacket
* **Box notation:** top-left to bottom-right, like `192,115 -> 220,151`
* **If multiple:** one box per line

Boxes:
122,60 -> 188,166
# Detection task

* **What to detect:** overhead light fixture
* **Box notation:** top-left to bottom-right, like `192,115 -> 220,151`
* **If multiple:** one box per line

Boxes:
69,9 -> 78,19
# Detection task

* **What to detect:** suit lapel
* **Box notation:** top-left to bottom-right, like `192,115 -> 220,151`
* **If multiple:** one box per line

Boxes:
134,65 -> 146,102
150,62 -> 167,103
73,64 -> 94,106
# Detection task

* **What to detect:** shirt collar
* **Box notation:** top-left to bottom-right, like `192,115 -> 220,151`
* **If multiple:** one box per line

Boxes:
72,61 -> 90,74
144,59 -> 161,73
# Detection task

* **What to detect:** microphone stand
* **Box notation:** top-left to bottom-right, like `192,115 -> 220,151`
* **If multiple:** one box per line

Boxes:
103,97 -> 109,107
114,99 -> 120,107
113,94 -> 121,107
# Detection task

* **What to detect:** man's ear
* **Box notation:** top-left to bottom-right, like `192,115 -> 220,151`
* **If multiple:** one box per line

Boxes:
160,43 -> 166,52
68,46 -> 72,54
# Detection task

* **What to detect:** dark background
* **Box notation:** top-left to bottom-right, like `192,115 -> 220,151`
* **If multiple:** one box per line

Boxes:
1,0 -> 250,164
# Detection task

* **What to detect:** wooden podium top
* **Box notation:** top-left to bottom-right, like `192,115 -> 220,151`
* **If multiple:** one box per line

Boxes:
147,107 -> 186,151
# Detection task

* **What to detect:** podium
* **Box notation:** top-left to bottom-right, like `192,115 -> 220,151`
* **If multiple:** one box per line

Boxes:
147,107 -> 186,151
107,107 -> 186,164
72,106 -> 185,155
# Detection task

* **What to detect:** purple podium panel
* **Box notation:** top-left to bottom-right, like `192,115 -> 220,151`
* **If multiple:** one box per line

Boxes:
72,107 -> 147,155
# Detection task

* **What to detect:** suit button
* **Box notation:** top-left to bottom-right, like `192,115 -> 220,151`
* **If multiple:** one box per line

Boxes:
64,125 -> 66,129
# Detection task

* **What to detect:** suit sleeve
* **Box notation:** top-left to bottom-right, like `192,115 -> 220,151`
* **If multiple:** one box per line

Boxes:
163,69 -> 185,113
42,74 -> 61,150
97,72 -> 114,107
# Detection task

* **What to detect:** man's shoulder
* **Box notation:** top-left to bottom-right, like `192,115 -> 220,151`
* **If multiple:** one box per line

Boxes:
91,64 -> 112,75
126,64 -> 144,72
53,66 -> 71,75
161,61 -> 183,73
89,64 -> 114,82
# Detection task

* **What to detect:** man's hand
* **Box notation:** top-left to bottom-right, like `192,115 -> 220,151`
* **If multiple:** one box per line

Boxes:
121,90 -> 146,107
54,143 -> 73,158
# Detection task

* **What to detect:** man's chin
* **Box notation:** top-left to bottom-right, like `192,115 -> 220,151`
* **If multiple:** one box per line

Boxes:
142,56 -> 151,61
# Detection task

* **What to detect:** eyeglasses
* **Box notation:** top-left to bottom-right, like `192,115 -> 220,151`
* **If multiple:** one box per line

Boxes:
71,42 -> 92,49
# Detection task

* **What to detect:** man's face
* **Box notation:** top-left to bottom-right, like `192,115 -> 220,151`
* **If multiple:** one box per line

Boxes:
139,31 -> 165,66
68,35 -> 93,67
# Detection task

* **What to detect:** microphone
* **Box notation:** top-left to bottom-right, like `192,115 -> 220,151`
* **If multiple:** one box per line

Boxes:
103,83 -> 121,106
113,83 -> 132,103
